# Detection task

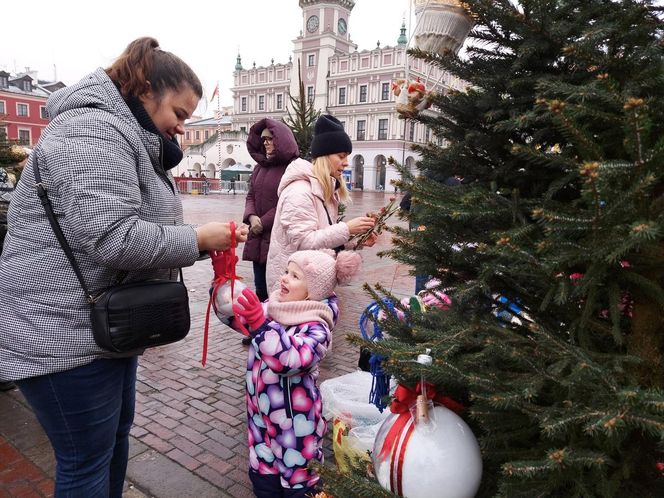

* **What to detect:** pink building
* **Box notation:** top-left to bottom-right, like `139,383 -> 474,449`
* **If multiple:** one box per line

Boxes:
0,70 -> 65,147
231,0 -> 468,191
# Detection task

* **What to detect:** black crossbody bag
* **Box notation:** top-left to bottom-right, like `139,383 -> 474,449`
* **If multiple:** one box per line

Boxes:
33,162 -> 191,353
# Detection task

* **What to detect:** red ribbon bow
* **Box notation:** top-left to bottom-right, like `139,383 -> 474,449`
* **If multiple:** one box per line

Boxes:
378,382 -> 465,496
202,221 -> 244,366
389,382 -> 465,416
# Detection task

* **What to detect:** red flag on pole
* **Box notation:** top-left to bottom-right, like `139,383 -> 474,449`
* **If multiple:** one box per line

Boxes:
210,84 -> 219,102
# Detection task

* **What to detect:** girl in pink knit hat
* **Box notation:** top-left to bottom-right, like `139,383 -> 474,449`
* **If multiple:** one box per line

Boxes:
232,249 -> 361,498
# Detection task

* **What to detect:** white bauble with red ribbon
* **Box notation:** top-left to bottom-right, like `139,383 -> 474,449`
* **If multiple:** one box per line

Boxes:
373,404 -> 482,498
213,279 -> 247,319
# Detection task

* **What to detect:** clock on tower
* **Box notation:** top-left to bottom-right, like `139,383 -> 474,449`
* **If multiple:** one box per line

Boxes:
307,15 -> 319,33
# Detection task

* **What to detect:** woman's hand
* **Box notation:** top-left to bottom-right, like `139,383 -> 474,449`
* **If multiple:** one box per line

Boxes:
362,232 -> 379,247
345,216 -> 375,235
248,215 -> 263,235
196,222 -> 249,251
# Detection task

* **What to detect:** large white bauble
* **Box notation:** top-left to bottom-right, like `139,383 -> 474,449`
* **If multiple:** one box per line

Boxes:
373,404 -> 482,498
213,279 -> 247,318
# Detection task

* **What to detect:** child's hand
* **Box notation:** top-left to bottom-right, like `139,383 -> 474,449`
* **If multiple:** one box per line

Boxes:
232,288 -> 265,330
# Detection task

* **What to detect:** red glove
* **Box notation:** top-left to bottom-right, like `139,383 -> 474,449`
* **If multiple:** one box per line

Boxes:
232,288 -> 265,331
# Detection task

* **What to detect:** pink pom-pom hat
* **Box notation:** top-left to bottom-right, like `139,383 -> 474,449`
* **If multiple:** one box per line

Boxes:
288,249 -> 362,301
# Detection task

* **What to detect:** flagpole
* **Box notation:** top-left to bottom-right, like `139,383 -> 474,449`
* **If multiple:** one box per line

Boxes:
216,81 -> 221,193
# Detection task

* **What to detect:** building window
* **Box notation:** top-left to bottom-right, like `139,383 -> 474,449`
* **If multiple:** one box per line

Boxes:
381,83 -> 390,101
0,76 -> 7,88
22,80 -> 32,92
307,86 -> 314,104
258,95 -> 265,111
185,131 -> 191,140
276,93 -> 283,109
18,129 -> 31,145
359,85 -> 367,103
308,54 -> 315,66
241,97 -> 247,112
356,120 -> 366,141
240,126 -> 247,133
40,106 -> 48,120
0,126 -> 7,139
378,119 -> 388,140
409,122 -> 415,142
195,130 -> 201,141
338,87 -> 346,105
204,130 -> 210,140
17,103 -> 29,117
0,100 -> 5,115
425,127 -> 430,142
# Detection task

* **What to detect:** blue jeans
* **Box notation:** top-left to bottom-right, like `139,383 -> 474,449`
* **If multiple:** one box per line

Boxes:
16,357 -> 138,498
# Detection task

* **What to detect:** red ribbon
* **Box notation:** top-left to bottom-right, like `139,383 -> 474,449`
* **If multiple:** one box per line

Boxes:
202,221 -> 244,366
378,382 -> 465,496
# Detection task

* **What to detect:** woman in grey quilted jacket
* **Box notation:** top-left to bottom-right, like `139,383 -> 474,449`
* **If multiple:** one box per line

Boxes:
0,37 -> 248,497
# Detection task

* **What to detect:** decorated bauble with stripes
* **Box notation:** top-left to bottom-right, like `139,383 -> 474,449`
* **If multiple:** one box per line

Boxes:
372,403 -> 482,498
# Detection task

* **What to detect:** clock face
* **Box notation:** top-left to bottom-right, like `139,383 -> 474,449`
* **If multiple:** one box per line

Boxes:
307,15 -> 319,33
338,18 -> 347,34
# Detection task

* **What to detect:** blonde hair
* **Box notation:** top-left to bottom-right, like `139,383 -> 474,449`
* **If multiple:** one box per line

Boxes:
312,156 -> 350,203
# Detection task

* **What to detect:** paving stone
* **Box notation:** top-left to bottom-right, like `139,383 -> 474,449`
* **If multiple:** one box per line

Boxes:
126,449 -> 225,498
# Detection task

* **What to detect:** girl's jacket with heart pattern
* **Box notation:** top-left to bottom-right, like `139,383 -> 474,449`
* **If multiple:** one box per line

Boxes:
245,292 -> 339,490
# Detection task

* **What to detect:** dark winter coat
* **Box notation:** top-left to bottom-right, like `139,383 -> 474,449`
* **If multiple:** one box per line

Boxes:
242,118 -> 299,264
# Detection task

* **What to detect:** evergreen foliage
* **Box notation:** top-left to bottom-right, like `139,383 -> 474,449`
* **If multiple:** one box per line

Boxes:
284,59 -> 320,160
326,1 -> 664,496
0,126 -> 14,167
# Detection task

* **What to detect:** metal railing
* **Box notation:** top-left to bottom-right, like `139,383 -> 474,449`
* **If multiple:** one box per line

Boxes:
174,178 -> 248,195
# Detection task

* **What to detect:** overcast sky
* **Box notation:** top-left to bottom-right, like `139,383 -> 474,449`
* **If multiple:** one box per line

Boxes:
1,0 -> 411,114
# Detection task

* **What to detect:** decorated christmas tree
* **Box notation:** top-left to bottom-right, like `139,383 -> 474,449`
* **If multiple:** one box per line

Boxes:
320,1 -> 664,496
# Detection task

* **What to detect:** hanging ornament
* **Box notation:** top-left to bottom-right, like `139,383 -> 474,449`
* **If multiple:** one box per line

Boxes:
360,299 -> 400,412
372,381 -> 481,498
413,0 -> 473,56
392,77 -> 433,119
213,279 -> 247,319
202,221 -> 245,366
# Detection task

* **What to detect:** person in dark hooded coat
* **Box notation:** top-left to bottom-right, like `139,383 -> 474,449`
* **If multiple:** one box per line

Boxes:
243,119 -> 299,301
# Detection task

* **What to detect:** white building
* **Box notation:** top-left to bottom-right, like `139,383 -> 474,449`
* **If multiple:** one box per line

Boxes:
230,0 -> 468,191
172,130 -> 254,179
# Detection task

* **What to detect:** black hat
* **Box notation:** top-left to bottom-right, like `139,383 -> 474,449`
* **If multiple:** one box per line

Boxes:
310,114 -> 352,158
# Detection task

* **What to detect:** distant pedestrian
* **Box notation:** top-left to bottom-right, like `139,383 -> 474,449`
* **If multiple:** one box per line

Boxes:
266,114 -> 378,293
0,37 -> 248,497
233,249 -> 361,497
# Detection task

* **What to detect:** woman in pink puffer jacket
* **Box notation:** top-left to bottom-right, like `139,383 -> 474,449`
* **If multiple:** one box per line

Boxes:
266,115 -> 377,293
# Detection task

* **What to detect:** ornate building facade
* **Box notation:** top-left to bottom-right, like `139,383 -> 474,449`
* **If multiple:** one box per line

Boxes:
0,69 -> 65,147
230,0 -> 467,191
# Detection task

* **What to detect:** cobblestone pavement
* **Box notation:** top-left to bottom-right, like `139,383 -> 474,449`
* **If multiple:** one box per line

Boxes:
0,190 -> 415,497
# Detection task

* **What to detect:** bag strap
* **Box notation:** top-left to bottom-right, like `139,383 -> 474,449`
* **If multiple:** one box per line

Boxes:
32,160 -> 184,304
33,161 -> 96,303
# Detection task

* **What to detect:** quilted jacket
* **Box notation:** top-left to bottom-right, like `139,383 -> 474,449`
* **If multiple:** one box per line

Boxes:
0,68 -> 200,381
265,159 -> 350,293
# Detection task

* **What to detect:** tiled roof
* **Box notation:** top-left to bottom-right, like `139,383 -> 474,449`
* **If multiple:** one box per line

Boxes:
0,72 -> 65,98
